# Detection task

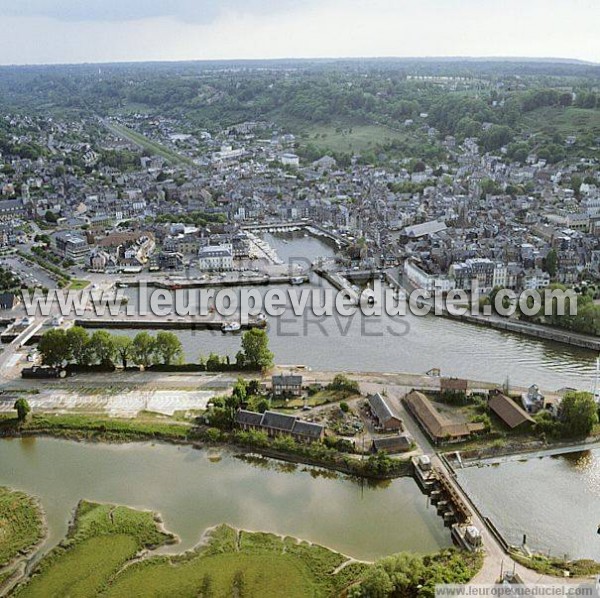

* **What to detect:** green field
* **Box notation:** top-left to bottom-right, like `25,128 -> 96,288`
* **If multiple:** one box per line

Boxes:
11,503 -> 366,598
17,413 -> 195,442
300,124 -> 410,154
0,487 -> 44,568
102,525 -> 365,598
67,279 -> 90,290
520,106 -> 600,138
106,122 -> 195,167
13,501 -> 175,598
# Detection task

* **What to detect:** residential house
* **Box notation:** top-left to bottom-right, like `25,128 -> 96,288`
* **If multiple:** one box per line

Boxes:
272,375 -> 303,397
234,409 -> 324,443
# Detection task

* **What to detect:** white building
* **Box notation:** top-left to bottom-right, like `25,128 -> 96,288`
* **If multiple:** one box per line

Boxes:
280,153 -> 300,167
522,269 -> 550,290
404,259 -> 455,293
197,244 -> 234,271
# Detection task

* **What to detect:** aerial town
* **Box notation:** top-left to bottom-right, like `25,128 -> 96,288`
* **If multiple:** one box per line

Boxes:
0,56 -> 599,597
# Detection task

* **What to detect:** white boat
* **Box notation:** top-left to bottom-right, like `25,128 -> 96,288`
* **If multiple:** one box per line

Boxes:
290,276 -> 305,285
221,321 -> 241,333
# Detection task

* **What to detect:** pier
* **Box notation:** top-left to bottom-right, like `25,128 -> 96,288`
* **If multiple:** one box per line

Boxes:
118,274 -> 307,290
74,317 -> 267,331
312,266 -> 360,305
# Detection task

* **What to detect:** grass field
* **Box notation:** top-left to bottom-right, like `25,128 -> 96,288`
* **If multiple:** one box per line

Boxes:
106,122 -> 195,167
67,279 -> 90,290
520,107 -> 600,138
0,487 -> 44,568
13,501 -> 175,598
16,413 -> 195,442
102,525 -> 366,598
12,503 -> 366,598
272,388 -> 356,409
300,124 -> 410,154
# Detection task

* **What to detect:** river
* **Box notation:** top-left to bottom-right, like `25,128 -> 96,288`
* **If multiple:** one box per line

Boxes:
0,437 -> 449,561
114,231 -> 597,391
456,449 -> 600,560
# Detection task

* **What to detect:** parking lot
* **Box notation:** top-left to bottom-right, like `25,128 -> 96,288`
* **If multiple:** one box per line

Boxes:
1,255 -> 59,289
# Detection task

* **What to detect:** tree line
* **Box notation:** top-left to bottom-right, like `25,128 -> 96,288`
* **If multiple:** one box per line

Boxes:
38,327 -> 184,369
38,327 -> 274,372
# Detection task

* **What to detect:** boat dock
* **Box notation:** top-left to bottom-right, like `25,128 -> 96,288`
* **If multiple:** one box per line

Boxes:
312,266 -> 360,305
74,316 -> 267,331
119,275 -> 308,290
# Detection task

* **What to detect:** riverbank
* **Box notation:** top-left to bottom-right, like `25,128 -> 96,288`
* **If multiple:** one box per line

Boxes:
397,271 -> 600,352
0,488 -> 46,596
442,310 -> 600,351
453,435 -> 600,466
0,413 -> 410,480
7,497 -> 480,598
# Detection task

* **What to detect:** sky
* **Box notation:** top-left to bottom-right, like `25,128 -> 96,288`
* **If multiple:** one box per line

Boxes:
0,0 -> 598,66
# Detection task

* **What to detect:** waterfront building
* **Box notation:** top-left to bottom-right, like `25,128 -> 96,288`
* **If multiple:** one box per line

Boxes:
488,390 -> 535,429
371,435 -> 412,454
271,374 -> 303,397
367,393 -> 403,431
197,244 -> 234,271
235,409 -> 324,442
403,390 -> 486,444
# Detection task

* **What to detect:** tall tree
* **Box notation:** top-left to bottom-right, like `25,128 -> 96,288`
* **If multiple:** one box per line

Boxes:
132,331 -> 156,368
113,335 -> 133,369
89,330 -> 116,367
154,332 -> 183,366
545,249 -> 558,278
560,392 -> 598,438
240,329 -> 273,372
66,326 -> 92,366
38,328 -> 70,367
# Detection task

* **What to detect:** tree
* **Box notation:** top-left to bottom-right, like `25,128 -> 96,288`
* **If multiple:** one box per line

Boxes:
240,329 -> 273,372
354,566 -> 394,597
328,374 -> 360,394
113,335 -> 133,369
66,326 -> 92,366
154,332 -> 183,366
44,210 -> 58,223
89,330 -> 116,367
14,398 -> 30,422
224,378 -> 247,426
256,398 -> 269,413
206,353 -> 224,371
38,328 -> 70,367
559,392 -> 598,438
545,249 -> 558,278
247,379 -> 261,396
132,332 -> 156,368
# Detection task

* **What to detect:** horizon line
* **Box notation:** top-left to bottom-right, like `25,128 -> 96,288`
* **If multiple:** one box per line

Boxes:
1,54 -> 598,69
